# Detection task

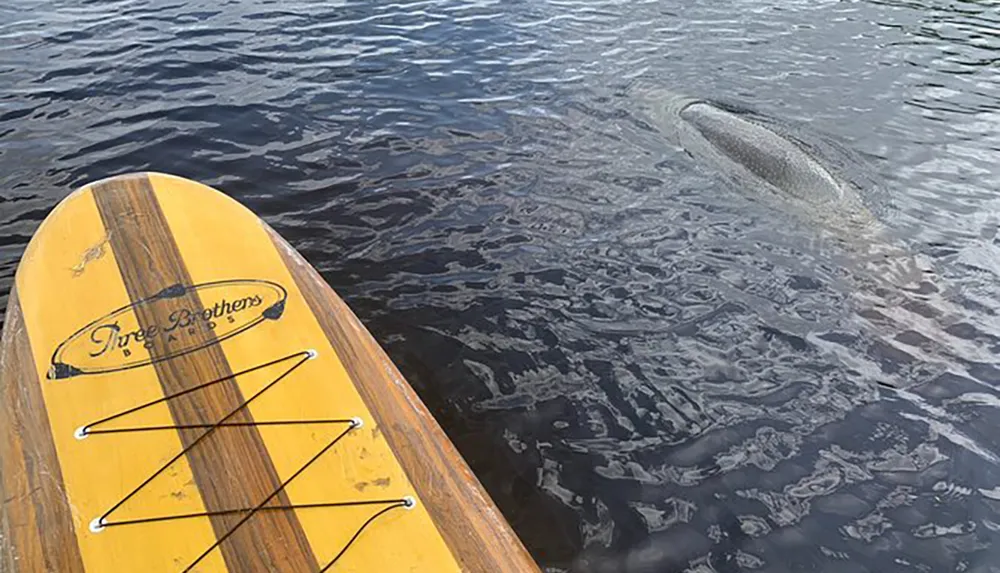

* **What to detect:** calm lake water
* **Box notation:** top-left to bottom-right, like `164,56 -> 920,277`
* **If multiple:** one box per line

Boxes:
3,0 -> 1000,571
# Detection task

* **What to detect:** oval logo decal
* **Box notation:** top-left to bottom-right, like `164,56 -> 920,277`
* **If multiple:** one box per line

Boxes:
49,279 -> 287,379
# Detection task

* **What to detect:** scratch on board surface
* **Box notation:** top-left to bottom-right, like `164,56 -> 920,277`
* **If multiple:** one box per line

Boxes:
354,477 -> 393,492
70,233 -> 111,277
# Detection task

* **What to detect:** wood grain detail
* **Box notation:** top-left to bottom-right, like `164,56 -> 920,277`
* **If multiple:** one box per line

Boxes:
266,226 -> 540,573
0,287 -> 86,573
92,175 -> 319,572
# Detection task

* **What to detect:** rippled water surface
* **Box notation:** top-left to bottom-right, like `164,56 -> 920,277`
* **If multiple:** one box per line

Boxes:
4,0 -> 1000,570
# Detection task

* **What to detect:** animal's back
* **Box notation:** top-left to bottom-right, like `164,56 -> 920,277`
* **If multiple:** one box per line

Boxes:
679,102 -> 844,204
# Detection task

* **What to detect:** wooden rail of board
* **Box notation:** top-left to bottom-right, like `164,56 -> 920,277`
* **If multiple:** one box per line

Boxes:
268,228 -> 538,571
265,227 -> 540,573
0,172 -> 541,572
0,287 -> 86,572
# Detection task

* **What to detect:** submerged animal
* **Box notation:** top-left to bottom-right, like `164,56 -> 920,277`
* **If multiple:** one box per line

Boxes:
639,90 -> 881,242
637,91 -> 998,387
636,89 -> 941,288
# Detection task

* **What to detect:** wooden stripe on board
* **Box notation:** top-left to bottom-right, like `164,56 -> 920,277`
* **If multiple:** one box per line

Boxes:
91,174 -> 319,572
266,226 -> 541,573
0,287 -> 86,573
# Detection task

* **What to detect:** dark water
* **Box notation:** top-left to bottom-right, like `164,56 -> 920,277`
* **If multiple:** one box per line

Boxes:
4,0 -> 1000,570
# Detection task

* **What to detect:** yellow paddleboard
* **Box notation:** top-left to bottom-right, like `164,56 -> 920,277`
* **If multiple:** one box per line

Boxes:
0,173 -> 539,572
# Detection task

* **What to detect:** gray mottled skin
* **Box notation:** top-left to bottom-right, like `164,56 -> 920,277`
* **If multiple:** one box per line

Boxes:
639,91 -> 997,376
639,90 -> 932,285
679,102 -> 844,204
642,91 -> 881,240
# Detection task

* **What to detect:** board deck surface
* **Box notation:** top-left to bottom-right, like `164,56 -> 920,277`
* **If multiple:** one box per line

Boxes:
0,172 -> 539,572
